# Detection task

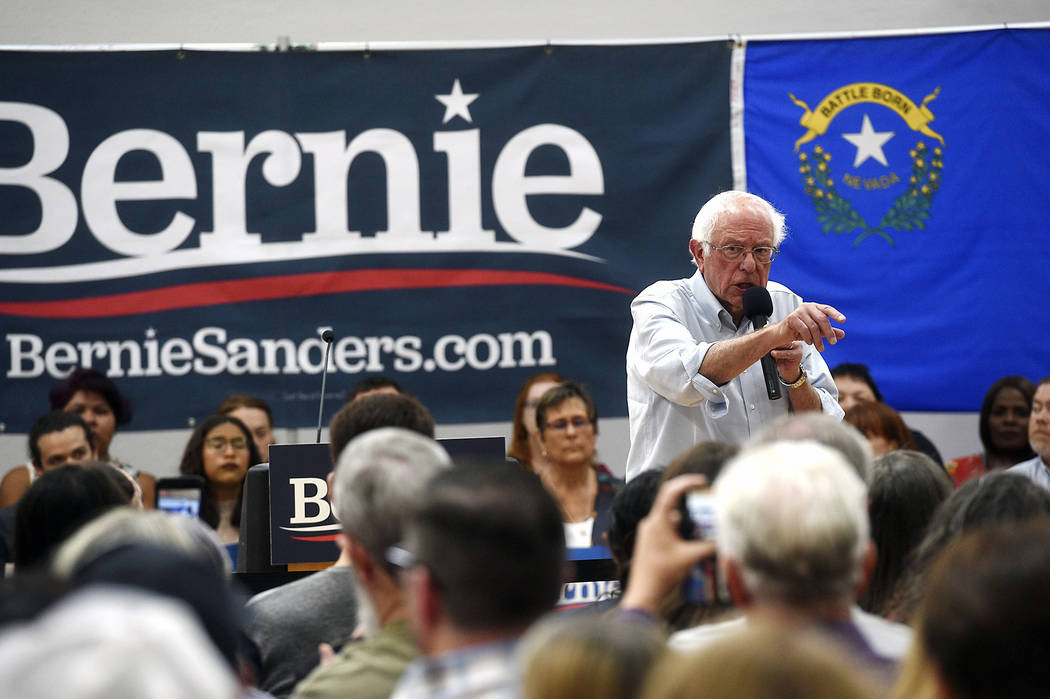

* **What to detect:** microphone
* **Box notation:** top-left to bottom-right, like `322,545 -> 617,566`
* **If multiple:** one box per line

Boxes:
742,287 -> 782,401
316,328 -> 335,443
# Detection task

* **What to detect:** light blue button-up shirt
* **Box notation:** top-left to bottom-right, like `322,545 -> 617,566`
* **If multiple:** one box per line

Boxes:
625,271 -> 842,480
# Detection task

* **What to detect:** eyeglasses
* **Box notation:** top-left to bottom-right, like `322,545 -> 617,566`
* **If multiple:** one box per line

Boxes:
544,417 -> 593,431
204,437 -> 249,451
705,243 -> 779,264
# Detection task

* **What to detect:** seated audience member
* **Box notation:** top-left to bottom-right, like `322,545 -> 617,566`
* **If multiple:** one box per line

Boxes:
329,392 -> 435,459
0,368 -> 148,509
0,412 -> 103,570
69,543 -> 248,677
521,614 -> 664,699
52,508 -> 233,582
606,469 -> 665,596
346,375 -> 403,403
507,372 -> 564,471
894,519 -> 1050,699
1006,375 -> 1050,490
659,442 -> 741,630
0,588 -> 239,699
832,362 -> 942,464
10,463 -> 128,572
625,442 -> 911,684
247,393 -> 436,698
218,394 -> 277,463
533,381 -> 623,548
859,451 -> 953,617
888,469 -> 1050,623
55,367 -> 156,507
178,414 -> 263,546
844,400 -> 916,457
645,625 -> 882,699
661,441 -> 739,483
946,375 -> 1036,486
389,460 -> 565,699
752,411 -> 873,481
292,428 -> 452,699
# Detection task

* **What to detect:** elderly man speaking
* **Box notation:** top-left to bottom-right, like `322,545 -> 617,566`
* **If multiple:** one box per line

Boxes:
626,191 -> 845,479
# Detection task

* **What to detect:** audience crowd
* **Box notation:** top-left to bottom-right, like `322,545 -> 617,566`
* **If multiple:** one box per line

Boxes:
1,367 -> 1049,699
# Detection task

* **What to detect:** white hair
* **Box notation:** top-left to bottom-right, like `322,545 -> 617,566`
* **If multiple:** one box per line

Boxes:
714,440 -> 869,606
691,190 -> 787,248
51,508 -> 232,581
333,427 -> 452,564
752,413 -> 874,484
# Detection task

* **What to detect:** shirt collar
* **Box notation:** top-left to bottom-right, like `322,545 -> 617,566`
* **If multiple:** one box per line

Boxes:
689,269 -> 738,330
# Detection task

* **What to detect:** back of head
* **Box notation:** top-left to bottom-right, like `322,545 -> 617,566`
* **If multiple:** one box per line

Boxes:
715,440 -> 869,607
919,519 -> 1050,699
644,625 -> 881,699
49,367 -> 132,426
407,460 -> 565,632
890,470 -> 1050,622
607,468 -> 664,584
346,375 -> 403,403
328,392 -> 435,461
753,412 -> 872,482
13,465 -> 127,571
0,587 -> 238,699
521,614 -> 664,699
52,508 -> 233,582
333,427 -> 451,566
860,450 -> 952,616
662,441 -> 740,483
844,400 -> 916,451
69,543 -> 243,670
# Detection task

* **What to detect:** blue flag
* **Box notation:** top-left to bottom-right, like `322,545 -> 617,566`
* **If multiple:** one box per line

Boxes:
743,28 -> 1050,411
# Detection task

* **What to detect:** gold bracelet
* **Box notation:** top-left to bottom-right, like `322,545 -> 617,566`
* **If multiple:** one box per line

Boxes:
778,364 -> 807,389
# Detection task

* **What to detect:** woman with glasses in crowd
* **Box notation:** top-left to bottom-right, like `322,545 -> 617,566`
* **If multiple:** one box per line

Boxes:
178,414 -> 262,546
533,380 -> 622,549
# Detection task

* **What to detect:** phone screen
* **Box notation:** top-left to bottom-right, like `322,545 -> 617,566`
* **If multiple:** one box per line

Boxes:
156,487 -> 202,518
681,490 -> 728,605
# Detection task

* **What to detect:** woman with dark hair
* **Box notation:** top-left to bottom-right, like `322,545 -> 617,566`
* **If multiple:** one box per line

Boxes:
217,394 -> 276,462
12,463 -> 128,572
946,375 -> 1036,487
832,362 -> 942,464
507,372 -> 565,471
178,414 -> 262,546
844,400 -> 916,457
887,470 -> 1050,623
0,367 -> 156,508
534,380 -> 622,548
859,450 -> 953,617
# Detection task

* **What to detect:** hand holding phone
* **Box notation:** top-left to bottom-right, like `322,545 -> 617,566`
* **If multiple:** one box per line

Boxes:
155,476 -> 205,518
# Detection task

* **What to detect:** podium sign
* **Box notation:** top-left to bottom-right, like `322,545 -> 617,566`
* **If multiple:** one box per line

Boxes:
267,437 -> 506,565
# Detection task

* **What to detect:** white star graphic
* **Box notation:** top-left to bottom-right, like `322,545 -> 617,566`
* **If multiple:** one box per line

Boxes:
435,79 -> 479,125
841,114 -> 895,168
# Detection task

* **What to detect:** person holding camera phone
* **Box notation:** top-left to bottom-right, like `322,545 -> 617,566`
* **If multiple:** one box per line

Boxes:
622,440 -> 912,688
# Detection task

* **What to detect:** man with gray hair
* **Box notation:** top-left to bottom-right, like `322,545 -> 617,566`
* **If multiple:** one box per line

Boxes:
667,440 -> 910,680
292,428 -> 452,699
752,411 -> 873,482
625,190 -> 845,479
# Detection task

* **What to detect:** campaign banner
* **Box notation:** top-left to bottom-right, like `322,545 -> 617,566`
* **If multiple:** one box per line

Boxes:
0,43 -> 733,436
742,28 -> 1050,411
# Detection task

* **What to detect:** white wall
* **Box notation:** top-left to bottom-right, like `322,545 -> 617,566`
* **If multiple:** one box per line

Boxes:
1,0 -> 1046,45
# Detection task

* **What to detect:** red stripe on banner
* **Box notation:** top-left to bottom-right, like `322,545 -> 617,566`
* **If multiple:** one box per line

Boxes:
290,534 -> 342,542
0,269 -> 635,319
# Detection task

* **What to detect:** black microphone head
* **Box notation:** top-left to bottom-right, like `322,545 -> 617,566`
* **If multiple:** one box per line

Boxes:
742,286 -> 773,319
321,329 -> 334,343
